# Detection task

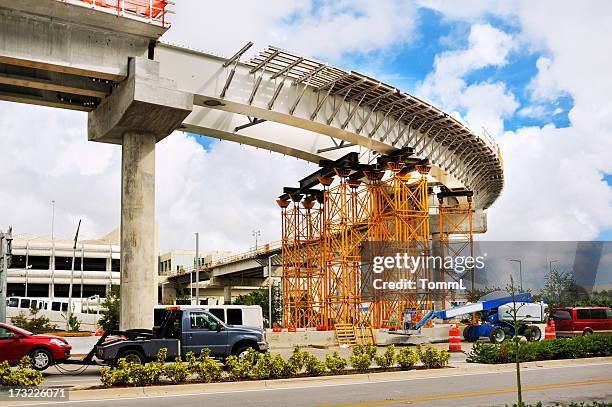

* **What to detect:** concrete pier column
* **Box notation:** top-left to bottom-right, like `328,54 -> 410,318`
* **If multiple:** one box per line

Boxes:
88,57 -> 193,330
223,286 -> 232,304
120,131 -> 156,330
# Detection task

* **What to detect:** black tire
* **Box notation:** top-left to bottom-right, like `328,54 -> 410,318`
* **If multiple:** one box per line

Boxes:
463,326 -> 478,342
116,349 -> 145,365
525,325 -> 542,342
489,327 -> 506,343
30,348 -> 53,371
582,329 -> 593,336
233,344 -> 256,358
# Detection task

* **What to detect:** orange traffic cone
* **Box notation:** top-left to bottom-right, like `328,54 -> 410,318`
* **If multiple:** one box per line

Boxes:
545,320 -> 556,340
449,325 -> 462,352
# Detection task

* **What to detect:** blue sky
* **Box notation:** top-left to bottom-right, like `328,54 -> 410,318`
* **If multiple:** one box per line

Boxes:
179,2 -> 612,247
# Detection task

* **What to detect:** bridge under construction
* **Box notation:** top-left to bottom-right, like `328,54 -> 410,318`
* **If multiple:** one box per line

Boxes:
0,0 -> 503,330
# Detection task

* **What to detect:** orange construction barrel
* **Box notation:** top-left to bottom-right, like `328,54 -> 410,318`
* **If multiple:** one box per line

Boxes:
545,320 -> 556,340
449,325 -> 462,352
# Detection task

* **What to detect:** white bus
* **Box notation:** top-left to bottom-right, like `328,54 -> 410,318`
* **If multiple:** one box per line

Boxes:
154,304 -> 263,328
6,296 -> 84,313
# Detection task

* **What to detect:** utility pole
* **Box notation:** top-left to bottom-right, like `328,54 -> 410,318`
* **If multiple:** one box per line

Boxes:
267,253 -> 279,328
67,220 -> 81,330
50,200 -> 56,300
508,259 -> 523,292
25,241 -> 30,297
0,227 -> 13,323
195,232 -> 199,306
252,230 -> 261,251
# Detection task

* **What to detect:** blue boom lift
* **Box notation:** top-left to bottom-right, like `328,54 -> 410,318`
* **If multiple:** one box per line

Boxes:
398,293 -> 546,343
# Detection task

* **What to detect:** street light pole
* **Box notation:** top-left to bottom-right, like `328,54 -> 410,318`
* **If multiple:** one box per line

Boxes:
508,259 -> 523,292
50,200 -> 56,300
252,230 -> 261,251
67,219 -> 81,330
549,259 -> 558,274
195,232 -> 199,306
267,253 -> 279,328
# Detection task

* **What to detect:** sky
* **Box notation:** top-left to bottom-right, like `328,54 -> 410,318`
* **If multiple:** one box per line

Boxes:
1,0 -> 611,253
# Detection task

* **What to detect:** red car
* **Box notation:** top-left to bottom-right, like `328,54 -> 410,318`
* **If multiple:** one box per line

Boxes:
0,322 -> 72,370
551,307 -> 612,337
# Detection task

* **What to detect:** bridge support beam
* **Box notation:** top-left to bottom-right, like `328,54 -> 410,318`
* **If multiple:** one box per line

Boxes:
89,57 -> 192,330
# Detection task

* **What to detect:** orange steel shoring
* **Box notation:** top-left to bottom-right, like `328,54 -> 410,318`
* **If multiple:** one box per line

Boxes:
279,161 -> 433,329
438,194 -> 474,308
278,196 -> 324,328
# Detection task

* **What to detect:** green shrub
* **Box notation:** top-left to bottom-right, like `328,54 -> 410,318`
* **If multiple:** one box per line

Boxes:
287,345 -> 307,374
396,347 -> 419,370
303,353 -> 326,376
250,351 -> 293,380
418,346 -> 450,369
192,349 -> 222,382
325,351 -> 347,374
467,335 -> 612,364
374,345 -> 396,369
0,357 -> 44,387
164,356 -> 190,384
225,348 -> 257,380
350,345 -> 375,371
99,359 -> 130,387
11,308 -> 57,334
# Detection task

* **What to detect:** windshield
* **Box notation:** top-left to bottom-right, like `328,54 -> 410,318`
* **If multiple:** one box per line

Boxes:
8,325 -> 33,336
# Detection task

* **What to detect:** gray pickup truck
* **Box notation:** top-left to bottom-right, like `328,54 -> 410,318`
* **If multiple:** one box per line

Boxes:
94,308 -> 267,364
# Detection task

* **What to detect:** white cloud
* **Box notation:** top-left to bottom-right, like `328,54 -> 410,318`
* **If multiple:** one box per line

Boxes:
165,0 -> 418,62
417,23 -> 518,135
0,102 -> 315,251
419,1 -> 612,240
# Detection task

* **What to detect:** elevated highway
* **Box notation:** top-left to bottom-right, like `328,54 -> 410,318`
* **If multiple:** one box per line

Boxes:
0,0 -> 503,329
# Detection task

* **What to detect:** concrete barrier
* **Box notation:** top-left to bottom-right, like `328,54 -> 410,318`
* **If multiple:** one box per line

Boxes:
7,307 -> 100,332
267,325 -> 452,348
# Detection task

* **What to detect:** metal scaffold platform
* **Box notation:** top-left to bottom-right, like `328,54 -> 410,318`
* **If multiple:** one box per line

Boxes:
277,148 -> 474,330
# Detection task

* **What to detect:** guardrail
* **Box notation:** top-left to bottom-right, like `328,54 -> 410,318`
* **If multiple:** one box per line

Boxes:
170,241 -> 282,277
60,0 -> 172,27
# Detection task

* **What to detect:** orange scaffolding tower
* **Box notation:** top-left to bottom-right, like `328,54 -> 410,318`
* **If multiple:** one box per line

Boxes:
279,150 -> 433,329
278,194 -> 324,328
437,191 -> 474,308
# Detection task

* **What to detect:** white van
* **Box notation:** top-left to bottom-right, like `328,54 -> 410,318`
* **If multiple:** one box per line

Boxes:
154,304 -> 263,328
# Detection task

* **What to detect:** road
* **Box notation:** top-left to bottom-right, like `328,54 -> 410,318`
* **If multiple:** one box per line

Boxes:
6,361 -> 612,407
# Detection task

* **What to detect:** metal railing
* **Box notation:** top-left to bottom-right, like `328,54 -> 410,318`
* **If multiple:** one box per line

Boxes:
60,0 -> 172,28
169,241 -> 282,277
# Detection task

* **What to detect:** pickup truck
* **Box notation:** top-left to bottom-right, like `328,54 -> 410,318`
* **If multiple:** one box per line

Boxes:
93,308 -> 268,364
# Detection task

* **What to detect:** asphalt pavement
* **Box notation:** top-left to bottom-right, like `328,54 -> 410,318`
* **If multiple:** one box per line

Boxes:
4,359 -> 611,407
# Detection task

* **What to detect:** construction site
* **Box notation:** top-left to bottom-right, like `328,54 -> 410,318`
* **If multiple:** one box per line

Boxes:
277,147 -> 476,334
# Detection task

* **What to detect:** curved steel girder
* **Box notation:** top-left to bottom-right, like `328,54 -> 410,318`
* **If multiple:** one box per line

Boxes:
156,43 -> 503,209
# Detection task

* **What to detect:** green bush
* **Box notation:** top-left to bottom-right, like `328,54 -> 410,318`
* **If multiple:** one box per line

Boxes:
396,347 -> 419,370
0,357 -> 44,386
418,346 -> 450,369
467,335 -> 612,364
350,345 -> 376,371
325,351 -> 347,374
164,356 -> 190,384
252,352 -> 289,380
303,353 -> 326,376
191,348 -> 222,382
225,348 -> 257,380
287,345 -> 307,374
374,345 -> 396,369
11,308 -> 57,334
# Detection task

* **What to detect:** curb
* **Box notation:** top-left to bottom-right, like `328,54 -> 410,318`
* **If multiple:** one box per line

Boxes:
61,356 -> 612,401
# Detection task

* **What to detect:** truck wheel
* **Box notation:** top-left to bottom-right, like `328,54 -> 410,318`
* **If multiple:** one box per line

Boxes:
525,325 -> 542,342
463,326 -> 478,342
30,348 -> 53,371
117,349 -> 145,365
234,344 -> 256,358
489,327 -> 506,343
